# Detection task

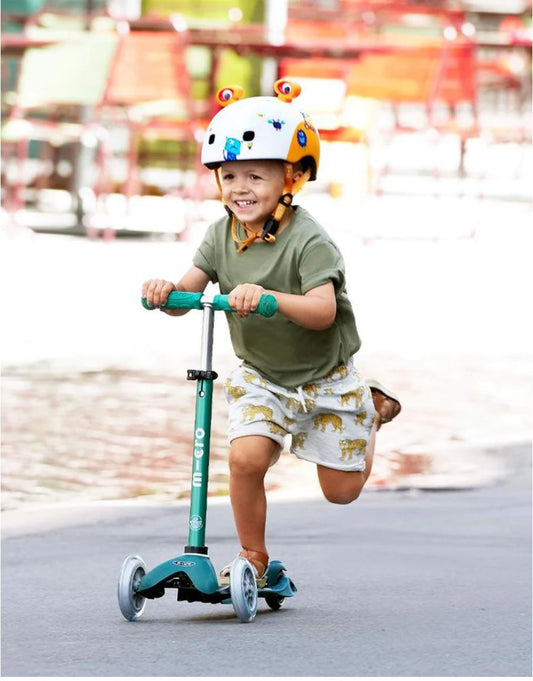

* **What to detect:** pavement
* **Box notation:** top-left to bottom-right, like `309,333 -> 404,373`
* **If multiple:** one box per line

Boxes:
1,458 -> 531,677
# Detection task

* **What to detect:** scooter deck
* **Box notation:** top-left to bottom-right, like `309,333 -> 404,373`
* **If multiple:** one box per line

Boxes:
137,555 -> 297,604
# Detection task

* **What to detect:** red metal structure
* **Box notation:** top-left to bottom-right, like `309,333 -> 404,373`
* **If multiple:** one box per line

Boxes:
1,0 -> 531,234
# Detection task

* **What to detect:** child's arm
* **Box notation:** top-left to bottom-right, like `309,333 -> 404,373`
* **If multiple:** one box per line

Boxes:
228,281 -> 336,330
142,266 -> 211,316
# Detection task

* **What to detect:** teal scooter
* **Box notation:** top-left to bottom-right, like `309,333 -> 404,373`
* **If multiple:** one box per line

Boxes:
117,291 -> 297,623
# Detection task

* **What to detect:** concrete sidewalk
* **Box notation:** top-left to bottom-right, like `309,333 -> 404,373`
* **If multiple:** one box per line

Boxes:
1,194 -> 531,510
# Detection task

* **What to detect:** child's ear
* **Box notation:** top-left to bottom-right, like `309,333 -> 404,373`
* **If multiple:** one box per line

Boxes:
292,167 -> 304,183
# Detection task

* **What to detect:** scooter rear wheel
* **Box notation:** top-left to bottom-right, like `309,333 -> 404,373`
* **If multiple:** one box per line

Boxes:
118,555 -> 147,621
230,557 -> 258,623
265,594 -> 285,610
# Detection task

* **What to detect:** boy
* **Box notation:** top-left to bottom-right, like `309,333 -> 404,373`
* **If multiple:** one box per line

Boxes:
142,80 -> 400,581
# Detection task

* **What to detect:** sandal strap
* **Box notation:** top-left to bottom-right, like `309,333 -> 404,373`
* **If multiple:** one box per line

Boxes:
239,549 -> 269,578
368,379 -> 401,431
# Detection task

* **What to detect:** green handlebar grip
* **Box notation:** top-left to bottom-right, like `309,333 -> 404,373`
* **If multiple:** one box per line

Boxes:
142,291 -> 203,310
142,298 -> 155,310
142,291 -> 277,317
257,294 -> 278,317
213,293 -> 277,317
211,295 -> 233,312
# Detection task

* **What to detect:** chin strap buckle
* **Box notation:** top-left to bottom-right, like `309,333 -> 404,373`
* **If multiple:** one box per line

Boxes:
261,193 -> 294,243
261,217 -> 279,242
278,193 -> 294,208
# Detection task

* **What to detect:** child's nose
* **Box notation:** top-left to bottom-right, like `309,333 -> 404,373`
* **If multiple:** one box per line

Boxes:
234,180 -> 249,193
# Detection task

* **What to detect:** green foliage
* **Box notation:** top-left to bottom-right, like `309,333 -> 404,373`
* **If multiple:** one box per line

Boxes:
138,138 -> 197,168
215,50 -> 262,97
2,0 -> 44,14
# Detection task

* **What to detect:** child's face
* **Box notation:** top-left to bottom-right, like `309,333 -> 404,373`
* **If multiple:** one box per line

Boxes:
219,160 -> 286,231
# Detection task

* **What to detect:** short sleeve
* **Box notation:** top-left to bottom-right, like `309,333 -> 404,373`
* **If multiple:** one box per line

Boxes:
192,222 -> 218,283
299,240 -> 346,294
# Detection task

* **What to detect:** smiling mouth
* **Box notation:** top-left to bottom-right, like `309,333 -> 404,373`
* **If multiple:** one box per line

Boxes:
234,200 -> 256,208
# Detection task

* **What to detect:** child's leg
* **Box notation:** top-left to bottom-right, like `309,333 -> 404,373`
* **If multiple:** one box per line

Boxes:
228,434 -> 281,566
316,419 -> 377,504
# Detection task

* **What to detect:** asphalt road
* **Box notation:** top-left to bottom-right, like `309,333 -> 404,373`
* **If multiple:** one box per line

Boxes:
1,445 -> 531,677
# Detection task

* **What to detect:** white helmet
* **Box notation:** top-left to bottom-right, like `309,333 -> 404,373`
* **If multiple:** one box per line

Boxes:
201,80 -> 320,180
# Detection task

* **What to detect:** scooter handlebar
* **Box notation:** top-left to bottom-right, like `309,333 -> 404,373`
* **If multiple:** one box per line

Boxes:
142,291 -> 278,318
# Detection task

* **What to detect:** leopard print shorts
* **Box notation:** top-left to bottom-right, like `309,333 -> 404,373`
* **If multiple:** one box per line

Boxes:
223,359 -> 375,472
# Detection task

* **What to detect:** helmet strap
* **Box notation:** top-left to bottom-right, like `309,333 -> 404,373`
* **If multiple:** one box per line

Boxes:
260,165 -> 311,244
214,168 -> 230,214
231,215 -> 259,253
260,162 -> 293,244
260,192 -> 292,242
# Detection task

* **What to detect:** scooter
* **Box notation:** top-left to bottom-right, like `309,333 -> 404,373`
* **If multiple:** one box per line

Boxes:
117,291 -> 297,623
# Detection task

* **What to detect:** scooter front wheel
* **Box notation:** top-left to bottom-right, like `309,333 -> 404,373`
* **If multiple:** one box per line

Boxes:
118,555 -> 147,621
230,557 -> 258,623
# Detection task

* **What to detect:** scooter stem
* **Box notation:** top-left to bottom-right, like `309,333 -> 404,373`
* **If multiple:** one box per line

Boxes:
184,302 -> 216,555
200,301 -> 215,373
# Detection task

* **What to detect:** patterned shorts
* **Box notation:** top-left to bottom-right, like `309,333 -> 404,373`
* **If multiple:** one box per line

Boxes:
223,358 -> 375,472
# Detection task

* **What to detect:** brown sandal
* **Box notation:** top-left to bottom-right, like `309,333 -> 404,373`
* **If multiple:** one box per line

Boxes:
367,380 -> 401,430
219,549 -> 269,586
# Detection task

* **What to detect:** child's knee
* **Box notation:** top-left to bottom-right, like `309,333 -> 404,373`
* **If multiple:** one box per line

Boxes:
317,466 -> 365,504
229,449 -> 262,476
322,486 -> 362,505
229,437 -> 276,477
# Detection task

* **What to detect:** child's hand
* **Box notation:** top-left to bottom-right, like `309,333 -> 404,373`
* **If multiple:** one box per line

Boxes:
142,279 -> 176,309
228,283 -> 267,318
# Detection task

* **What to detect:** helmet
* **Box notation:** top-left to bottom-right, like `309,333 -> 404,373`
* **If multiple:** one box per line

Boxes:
201,79 -> 320,180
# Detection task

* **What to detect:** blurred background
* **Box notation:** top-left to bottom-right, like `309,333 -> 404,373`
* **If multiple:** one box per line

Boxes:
1,0 -> 531,230
1,0 -> 532,512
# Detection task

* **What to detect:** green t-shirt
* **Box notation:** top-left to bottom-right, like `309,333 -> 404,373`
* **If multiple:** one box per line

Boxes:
193,205 -> 361,388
